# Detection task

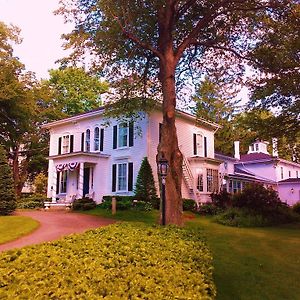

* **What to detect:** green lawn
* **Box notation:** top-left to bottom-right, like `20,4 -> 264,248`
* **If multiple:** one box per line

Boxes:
85,208 -> 300,300
0,216 -> 39,244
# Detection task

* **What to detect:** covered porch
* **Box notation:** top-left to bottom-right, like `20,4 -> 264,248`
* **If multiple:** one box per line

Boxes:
46,152 -> 109,207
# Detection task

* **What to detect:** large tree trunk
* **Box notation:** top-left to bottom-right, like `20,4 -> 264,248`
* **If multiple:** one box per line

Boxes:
157,14 -> 183,225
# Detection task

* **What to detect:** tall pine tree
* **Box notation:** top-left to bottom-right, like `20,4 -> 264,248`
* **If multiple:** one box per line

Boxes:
0,144 -> 16,215
134,157 -> 157,203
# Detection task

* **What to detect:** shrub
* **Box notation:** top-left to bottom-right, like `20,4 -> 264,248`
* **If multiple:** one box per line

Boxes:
0,223 -> 216,299
132,200 -> 153,211
198,203 -> 222,216
72,197 -> 97,210
99,196 -> 133,210
134,157 -> 158,203
292,202 -> 300,215
211,189 -> 232,209
0,144 -> 16,215
232,183 -> 282,215
17,194 -> 48,209
214,207 -> 268,227
33,173 -> 48,194
183,198 -> 197,212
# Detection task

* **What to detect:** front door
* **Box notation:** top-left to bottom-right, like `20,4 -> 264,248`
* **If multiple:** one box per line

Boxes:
83,167 -> 90,196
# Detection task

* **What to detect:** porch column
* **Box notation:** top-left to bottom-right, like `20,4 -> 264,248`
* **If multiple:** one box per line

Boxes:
78,162 -> 84,198
52,170 -> 57,203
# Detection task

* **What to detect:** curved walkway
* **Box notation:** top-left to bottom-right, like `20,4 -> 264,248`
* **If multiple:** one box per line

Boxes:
0,210 -> 115,252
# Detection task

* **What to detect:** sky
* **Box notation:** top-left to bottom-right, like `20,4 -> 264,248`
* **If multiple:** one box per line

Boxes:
0,0 -> 73,79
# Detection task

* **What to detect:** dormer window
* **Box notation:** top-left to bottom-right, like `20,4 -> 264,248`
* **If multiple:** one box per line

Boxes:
255,144 -> 259,151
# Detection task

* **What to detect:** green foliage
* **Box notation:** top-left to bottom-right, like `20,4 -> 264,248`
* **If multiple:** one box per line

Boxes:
198,203 -> 222,216
0,223 -> 216,299
232,183 -> 282,215
134,157 -> 157,202
33,173 -> 47,195
292,202 -> 300,215
42,67 -> 109,117
72,197 -> 97,211
16,194 -> 48,209
132,200 -> 153,212
210,190 -> 232,210
183,198 -> 197,212
0,145 -> 16,215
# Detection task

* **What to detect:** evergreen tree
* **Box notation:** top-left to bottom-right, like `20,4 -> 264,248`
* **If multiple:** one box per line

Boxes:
134,157 -> 157,202
0,144 -> 16,215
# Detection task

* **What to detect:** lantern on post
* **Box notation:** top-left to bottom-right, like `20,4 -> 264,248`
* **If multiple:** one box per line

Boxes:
158,156 -> 169,225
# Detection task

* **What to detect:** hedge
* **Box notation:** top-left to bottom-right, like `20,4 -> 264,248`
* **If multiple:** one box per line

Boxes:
0,223 -> 216,299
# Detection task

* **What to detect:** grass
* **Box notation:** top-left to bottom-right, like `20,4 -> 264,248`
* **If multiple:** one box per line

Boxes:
0,216 -> 39,244
84,207 -> 300,300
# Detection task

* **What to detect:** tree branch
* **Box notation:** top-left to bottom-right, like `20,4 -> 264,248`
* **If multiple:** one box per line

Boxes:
113,16 -> 163,60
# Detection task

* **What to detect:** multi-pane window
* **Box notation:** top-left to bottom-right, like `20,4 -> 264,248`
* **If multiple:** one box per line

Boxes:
288,170 -> 291,178
86,129 -> 91,152
207,169 -> 219,192
118,163 -> 127,191
94,127 -> 100,151
118,123 -> 128,148
197,174 -> 204,192
229,180 -> 242,194
59,170 -> 68,193
62,135 -> 70,154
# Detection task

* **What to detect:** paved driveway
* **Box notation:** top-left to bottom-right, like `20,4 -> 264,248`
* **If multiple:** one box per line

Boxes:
0,210 -> 115,252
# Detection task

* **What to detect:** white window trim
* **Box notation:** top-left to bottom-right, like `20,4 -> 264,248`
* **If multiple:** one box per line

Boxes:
116,162 -> 128,192
61,134 -> 71,154
85,128 -> 91,152
94,126 -> 100,151
117,123 -> 129,149
59,170 -> 68,194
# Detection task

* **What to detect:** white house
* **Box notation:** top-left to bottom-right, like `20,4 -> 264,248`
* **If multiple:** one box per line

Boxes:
216,140 -> 300,206
43,107 -> 222,207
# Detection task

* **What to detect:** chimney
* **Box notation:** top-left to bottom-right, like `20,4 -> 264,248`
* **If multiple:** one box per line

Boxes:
272,138 -> 278,157
234,141 -> 240,160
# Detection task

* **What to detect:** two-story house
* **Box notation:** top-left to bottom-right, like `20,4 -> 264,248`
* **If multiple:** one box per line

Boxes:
43,107 -> 222,207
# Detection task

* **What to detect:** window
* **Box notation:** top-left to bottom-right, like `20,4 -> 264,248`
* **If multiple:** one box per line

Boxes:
86,129 -> 91,152
62,135 -> 70,154
193,133 -> 203,156
255,144 -> 259,151
229,180 -> 243,194
118,163 -> 127,191
288,170 -> 291,178
281,167 -> 284,179
118,123 -> 128,148
207,169 -> 219,192
94,127 -> 100,151
59,171 -> 68,194
224,162 -> 228,170
197,174 -> 203,192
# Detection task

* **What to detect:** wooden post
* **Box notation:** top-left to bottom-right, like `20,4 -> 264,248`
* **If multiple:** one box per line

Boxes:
112,197 -> 116,215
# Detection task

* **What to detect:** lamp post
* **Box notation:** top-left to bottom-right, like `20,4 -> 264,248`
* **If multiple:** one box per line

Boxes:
158,156 -> 169,226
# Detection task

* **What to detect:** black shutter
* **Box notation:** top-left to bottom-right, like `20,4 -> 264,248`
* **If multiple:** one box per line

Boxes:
112,164 -> 117,192
81,133 -> 84,152
159,123 -> 163,143
56,172 -> 60,194
128,162 -> 133,191
58,137 -> 62,155
204,136 -> 207,157
70,135 -> 74,153
193,134 -> 197,155
129,122 -> 134,147
100,128 -> 104,151
113,125 -> 117,149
